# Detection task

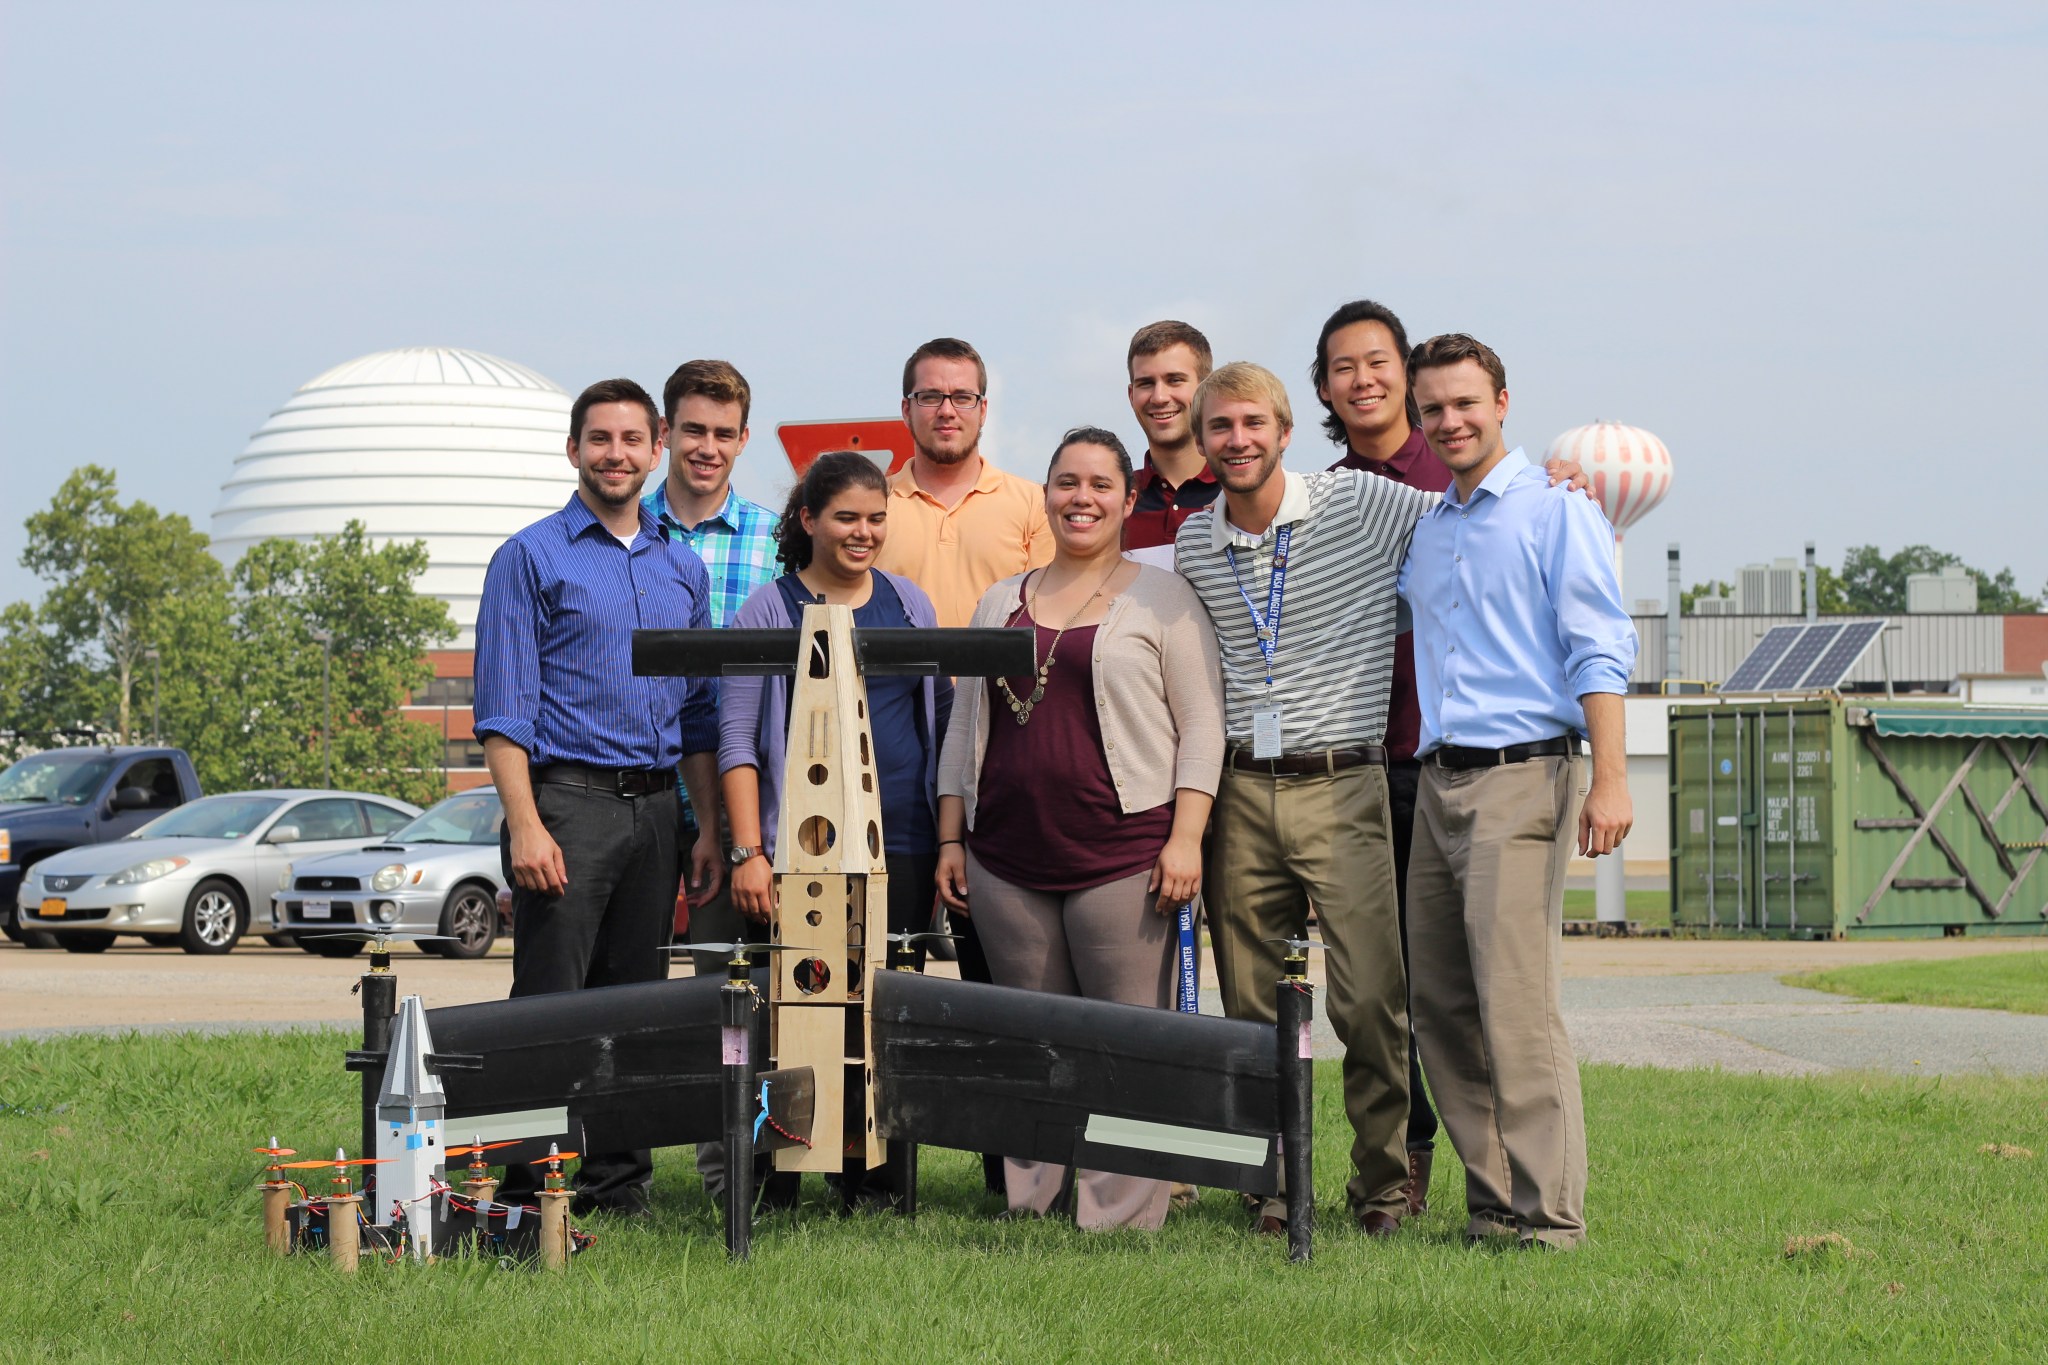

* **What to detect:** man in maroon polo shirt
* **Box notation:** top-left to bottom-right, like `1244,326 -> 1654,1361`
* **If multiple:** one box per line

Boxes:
1312,297 -> 1450,1215
1122,320 -> 1219,551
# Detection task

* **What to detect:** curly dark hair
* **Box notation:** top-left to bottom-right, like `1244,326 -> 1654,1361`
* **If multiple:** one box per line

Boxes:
774,451 -> 890,574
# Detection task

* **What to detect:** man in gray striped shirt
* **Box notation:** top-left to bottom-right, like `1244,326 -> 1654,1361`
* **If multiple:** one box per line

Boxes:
1174,361 -> 1436,1238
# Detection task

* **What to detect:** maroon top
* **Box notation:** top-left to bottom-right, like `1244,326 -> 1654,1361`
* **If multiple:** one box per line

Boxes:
1122,452 -> 1220,551
1328,427 -> 1454,763
969,619 -> 1175,891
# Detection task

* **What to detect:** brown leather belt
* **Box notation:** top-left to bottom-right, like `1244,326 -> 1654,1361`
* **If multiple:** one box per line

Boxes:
534,762 -> 677,798
1229,745 -> 1387,776
1427,737 -> 1577,770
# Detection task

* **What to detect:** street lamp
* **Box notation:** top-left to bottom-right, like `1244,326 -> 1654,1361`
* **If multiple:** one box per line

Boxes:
309,629 -> 333,788
143,648 -> 161,745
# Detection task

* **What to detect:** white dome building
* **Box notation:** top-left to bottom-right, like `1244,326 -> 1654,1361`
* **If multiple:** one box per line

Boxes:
210,347 -> 578,646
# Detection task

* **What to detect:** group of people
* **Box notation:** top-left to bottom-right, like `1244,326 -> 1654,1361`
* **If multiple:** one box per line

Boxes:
471,303 -> 1638,1252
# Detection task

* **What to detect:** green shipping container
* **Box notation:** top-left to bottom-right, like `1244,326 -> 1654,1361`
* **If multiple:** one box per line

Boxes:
1669,700 -> 2048,939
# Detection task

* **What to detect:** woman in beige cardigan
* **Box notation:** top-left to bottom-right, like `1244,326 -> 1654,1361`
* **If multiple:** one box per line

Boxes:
936,426 -> 1225,1230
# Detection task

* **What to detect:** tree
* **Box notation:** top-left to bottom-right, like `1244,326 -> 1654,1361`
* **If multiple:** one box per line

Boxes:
0,600 -> 105,757
20,466 -> 226,742
1681,579 -> 1732,613
1840,544 -> 2042,614
220,522 -> 456,807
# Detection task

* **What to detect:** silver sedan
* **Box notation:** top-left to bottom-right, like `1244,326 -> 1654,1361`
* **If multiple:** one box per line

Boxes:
18,790 -> 421,953
271,788 -> 506,959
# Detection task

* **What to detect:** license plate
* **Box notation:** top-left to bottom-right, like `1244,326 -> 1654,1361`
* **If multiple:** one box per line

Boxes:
302,898 -> 332,919
38,898 -> 65,918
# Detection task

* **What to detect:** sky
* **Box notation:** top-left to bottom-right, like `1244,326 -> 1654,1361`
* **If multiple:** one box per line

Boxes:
3,1 -> 2045,610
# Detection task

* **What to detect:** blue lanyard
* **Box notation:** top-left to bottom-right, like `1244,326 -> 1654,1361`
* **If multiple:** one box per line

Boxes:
1224,523 -> 1292,687
1175,902 -> 1199,1014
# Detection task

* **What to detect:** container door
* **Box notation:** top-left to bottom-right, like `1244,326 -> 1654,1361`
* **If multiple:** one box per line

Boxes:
1757,707 -> 1833,935
1671,709 -> 1755,930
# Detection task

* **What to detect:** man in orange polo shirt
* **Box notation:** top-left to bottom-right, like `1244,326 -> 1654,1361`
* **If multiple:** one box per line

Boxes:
874,335 -> 1047,1200
876,336 -> 1051,626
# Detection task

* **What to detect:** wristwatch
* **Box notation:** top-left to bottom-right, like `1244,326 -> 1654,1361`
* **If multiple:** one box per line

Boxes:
728,845 -> 760,866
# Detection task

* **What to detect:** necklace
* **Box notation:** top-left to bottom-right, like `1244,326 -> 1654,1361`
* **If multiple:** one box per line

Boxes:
995,561 -> 1122,725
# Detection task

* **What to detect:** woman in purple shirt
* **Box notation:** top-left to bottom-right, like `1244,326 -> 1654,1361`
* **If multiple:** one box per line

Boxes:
937,428 -> 1226,1230
719,453 -> 951,963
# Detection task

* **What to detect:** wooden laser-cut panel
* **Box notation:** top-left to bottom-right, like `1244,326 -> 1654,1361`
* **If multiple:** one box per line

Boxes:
772,1003 -> 846,1172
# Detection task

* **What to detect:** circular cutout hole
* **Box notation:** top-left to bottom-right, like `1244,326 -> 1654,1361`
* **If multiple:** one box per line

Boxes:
867,822 -> 881,858
796,816 -> 836,855
793,957 -> 832,996
806,881 -> 823,898
807,764 -> 829,786
806,908 -> 822,927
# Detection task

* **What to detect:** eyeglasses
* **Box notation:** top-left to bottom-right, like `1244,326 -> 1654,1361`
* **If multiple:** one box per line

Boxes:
907,390 -> 985,410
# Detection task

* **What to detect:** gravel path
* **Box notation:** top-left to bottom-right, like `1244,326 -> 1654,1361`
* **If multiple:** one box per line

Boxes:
1204,971 -> 2048,1078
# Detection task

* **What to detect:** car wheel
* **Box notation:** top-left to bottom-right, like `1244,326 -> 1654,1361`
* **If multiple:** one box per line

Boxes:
437,883 -> 499,960
141,933 -> 180,948
303,935 -> 365,959
61,935 -> 114,953
6,876 -> 60,949
179,878 -> 247,955
262,933 -> 296,948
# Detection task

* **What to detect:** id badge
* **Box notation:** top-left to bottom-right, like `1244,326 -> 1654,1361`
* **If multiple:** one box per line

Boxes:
1252,707 -> 1284,760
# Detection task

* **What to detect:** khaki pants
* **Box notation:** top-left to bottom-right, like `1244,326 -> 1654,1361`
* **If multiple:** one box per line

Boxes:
1208,761 -> 1409,1220
1408,755 -> 1587,1247
966,853 -> 1173,1230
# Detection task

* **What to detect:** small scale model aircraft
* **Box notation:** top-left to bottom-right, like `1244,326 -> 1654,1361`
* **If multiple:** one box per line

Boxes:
318,607 -> 1320,1264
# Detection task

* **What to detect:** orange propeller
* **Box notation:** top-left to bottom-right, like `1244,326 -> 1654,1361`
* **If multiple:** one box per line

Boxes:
276,1156 -> 391,1170
445,1140 -> 522,1158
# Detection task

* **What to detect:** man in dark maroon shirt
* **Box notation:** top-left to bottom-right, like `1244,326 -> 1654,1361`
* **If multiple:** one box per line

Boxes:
1312,297 -> 1450,1216
1122,320 -> 1219,551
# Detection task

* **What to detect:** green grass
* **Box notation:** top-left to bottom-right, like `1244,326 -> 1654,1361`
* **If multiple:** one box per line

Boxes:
1562,888 -> 1670,928
1787,951 -> 2048,1015
3,1030 -> 2046,1363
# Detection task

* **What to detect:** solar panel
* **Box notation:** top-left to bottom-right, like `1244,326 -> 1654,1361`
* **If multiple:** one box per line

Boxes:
1760,622 -> 1843,690
1720,625 -> 1805,692
1797,619 -> 1885,690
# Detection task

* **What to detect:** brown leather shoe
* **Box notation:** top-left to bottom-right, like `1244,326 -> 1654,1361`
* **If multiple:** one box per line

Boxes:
1358,1209 -> 1402,1238
1404,1146 -> 1433,1218
1255,1213 -> 1287,1237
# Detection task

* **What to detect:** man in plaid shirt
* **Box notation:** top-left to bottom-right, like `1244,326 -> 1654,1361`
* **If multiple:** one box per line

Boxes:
644,359 -> 779,628
642,358 -> 786,1203
642,358 -> 778,907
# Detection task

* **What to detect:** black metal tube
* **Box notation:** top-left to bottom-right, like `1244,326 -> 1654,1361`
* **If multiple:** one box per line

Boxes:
359,970 -> 397,1170
1276,974 -> 1314,1263
887,1138 -> 918,1217
719,969 -> 757,1260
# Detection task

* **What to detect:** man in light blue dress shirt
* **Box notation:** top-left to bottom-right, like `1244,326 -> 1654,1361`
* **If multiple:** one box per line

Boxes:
1397,334 -> 1636,1250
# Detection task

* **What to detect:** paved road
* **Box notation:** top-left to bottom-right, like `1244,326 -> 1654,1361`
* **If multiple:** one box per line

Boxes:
1219,967 -> 2048,1078
7,938 -> 2046,1077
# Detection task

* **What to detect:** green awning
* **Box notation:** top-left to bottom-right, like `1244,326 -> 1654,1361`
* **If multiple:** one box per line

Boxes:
1859,707 -> 2048,739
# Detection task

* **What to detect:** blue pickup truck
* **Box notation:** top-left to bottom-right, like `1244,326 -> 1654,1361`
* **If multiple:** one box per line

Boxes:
0,746 -> 203,948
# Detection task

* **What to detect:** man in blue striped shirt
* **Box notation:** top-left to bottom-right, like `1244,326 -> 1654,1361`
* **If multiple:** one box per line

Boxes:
474,376 -> 724,1217
1398,334 -> 1635,1251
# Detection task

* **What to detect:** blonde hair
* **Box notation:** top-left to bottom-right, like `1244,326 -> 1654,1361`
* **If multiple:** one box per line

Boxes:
1191,361 -> 1293,435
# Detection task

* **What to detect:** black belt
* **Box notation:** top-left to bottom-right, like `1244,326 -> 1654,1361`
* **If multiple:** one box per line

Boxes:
1427,737 -> 1577,770
533,762 -> 677,798
1229,745 -> 1386,776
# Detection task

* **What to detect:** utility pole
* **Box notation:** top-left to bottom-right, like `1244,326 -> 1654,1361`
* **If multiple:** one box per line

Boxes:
310,629 -> 333,788
143,648 -> 162,744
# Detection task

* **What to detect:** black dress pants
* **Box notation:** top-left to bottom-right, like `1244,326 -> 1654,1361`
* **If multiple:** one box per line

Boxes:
1386,759 -> 1440,1150
497,781 -> 679,1212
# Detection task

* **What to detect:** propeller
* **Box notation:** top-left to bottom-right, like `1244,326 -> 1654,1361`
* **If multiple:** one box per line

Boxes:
886,931 -> 959,945
276,1156 -> 391,1170
660,941 -> 798,957
445,1139 -> 521,1159
1261,937 -> 1329,955
312,929 -> 458,944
